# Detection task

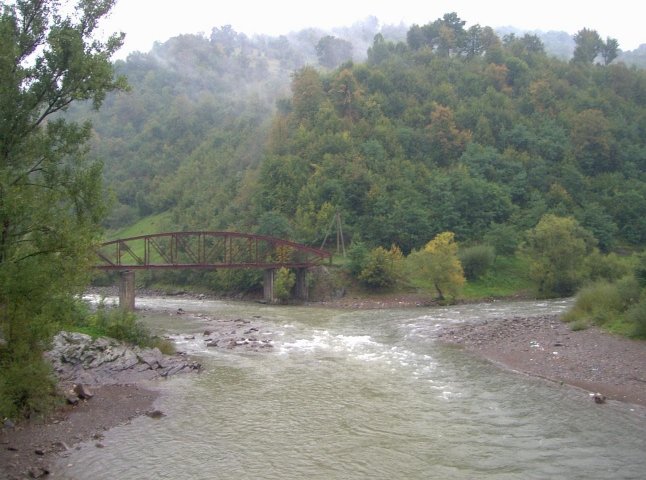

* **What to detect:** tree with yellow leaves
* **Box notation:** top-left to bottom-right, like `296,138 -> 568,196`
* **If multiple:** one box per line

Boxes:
407,232 -> 465,301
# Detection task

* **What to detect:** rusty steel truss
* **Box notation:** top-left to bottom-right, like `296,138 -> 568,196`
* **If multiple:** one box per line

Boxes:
95,231 -> 332,271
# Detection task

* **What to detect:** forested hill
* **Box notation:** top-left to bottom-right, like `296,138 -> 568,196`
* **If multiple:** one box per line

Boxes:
79,14 -> 646,253
72,19 -> 407,230
250,27 -> 646,253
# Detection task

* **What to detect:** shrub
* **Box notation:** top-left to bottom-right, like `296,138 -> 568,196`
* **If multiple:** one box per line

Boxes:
626,297 -> 646,338
584,251 -> 631,282
634,253 -> 646,288
562,281 -> 620,326
346,241 -> 369,277
274,267 -> 296,303
407,232 -> 465,301
459,245 -> 495,281
614,275 -> 642,309
563,275 -> 642,331
91,305 -> 152,346
569,319 -> 590,331
358,246 -> 402,289
0,351 -> 59,419
484,223 -> 520,257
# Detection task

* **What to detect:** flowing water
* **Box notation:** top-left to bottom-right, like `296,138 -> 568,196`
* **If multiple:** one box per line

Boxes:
56,297 -> 646,479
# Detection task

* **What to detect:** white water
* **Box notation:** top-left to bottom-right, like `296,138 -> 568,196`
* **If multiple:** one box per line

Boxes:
57,297 -> 646,479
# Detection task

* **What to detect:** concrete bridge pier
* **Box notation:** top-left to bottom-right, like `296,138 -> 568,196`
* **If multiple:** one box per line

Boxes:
119,270 -> 136,311
263,269 -> 275,303
295,268 -> 308,300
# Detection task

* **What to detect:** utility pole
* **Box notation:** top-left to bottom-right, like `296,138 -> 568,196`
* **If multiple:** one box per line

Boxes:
321,209 -> 346,257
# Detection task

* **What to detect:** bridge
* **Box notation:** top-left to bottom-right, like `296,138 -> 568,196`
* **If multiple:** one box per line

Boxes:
95,231 -> 332,309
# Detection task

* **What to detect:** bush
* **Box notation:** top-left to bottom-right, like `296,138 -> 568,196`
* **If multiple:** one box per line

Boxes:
274,267 -> 295,303
635,253 -> 646,288
91,305 -> 152,346
0,351 -> 59,420
484,223 -> 520,257
563,275 -> 643,336
358,246 -> 402,289
562,281 -> 621,326
459,245 -> 495,281
626,297 -> 646,338
346,241 -> 369,277
406,232 -> 465,301
584,251 -> 631,282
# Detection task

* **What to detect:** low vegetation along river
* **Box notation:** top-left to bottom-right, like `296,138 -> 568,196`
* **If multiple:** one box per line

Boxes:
56,297 -> 645,479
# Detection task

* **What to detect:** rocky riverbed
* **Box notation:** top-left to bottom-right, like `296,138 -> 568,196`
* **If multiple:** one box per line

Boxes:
165,310 -> 275,353
437,314 -> 646,408
0,311 -> 278,480
0,332 -> 201,480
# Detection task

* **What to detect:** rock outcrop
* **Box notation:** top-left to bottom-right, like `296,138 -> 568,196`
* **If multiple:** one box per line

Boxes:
46,331 -> 201,386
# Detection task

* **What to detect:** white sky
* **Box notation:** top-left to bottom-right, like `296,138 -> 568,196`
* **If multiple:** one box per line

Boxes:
100,0 -> 645,59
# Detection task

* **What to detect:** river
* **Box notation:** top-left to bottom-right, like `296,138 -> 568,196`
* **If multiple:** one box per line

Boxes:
55,297 -> 646,479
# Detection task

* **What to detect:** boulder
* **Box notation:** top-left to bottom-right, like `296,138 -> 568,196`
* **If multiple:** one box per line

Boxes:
592,392 -> 607,404
137,348 -> 164,369
73,383 -> 94,400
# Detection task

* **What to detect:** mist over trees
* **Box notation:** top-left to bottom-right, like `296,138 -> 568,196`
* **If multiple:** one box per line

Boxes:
68,13 -> 646,257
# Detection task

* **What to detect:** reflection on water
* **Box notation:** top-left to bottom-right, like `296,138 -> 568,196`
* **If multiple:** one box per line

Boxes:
58,298 -> 645,479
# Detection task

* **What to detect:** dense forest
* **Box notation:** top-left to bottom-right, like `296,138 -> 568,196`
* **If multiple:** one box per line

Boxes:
79,14 -> 646,256
2,3 -> 645,420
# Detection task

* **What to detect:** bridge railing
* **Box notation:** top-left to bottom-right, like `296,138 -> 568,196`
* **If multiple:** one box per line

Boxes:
95,231 -> 332,270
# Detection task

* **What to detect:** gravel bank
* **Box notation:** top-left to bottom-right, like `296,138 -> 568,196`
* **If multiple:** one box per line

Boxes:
437,314 -> 646,407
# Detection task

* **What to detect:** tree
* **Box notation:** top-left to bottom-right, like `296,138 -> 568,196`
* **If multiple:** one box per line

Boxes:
290,66 -> 325,123
572,28 -> 603,64
315,35 -> 353,69
407,232 -> 465,301
600,37 -> 620,65
427,105 -> 471,167
255,211 -> 294,239
522,215 -> 596,297
0,0 -> 125,418
569,109 -> 616,174
463,24 -> 485,58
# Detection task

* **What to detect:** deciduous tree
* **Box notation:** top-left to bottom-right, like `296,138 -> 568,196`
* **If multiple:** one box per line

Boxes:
572,28 -> 603,64
522,214 -> 596,297
407,232 -> 465,301
0,0 -> 125,418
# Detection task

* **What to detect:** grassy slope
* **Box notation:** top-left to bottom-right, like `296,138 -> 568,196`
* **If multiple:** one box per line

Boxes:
106,211 -> 173,241
462,256 -> 534,300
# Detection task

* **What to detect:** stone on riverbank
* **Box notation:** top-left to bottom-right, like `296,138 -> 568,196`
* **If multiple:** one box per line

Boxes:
199,317 -> 274,352
46,331 -> 201,386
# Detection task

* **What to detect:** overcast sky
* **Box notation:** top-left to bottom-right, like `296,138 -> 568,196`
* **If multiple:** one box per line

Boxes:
100,0 -> 645,59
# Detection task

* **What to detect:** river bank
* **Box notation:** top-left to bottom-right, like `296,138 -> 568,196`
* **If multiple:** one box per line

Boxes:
0,330 -> 201,480
2,295 -> 645,478
0,385 -> 158,480
437,314 -> 646,408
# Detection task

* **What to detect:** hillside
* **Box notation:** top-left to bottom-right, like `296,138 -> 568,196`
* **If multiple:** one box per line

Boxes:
71,15 -> 645,255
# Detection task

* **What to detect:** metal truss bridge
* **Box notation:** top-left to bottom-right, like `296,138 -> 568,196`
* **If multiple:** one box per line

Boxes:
94,231 -> 332,309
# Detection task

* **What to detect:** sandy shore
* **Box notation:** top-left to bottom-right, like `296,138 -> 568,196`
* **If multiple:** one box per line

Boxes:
437,314 -> 646,408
